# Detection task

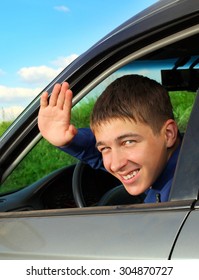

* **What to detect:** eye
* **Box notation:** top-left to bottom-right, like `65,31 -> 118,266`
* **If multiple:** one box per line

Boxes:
124,139 -> 135,145
99,146 -> 110,153
126,140 -> 133,144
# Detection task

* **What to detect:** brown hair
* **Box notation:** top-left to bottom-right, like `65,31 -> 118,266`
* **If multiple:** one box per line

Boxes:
90,74 -> 174,134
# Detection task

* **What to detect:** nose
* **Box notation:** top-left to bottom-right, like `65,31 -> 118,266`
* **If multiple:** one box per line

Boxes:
110,149 -> 128,173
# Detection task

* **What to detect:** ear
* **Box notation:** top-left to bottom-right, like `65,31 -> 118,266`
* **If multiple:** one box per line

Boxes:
163,119 -> 179,148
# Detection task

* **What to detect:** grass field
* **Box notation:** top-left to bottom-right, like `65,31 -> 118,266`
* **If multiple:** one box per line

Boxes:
0,98 -> 95,194
0,92 -> 196,194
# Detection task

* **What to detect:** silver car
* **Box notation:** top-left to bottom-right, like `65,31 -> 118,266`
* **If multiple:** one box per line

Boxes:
0,0 -> 199,259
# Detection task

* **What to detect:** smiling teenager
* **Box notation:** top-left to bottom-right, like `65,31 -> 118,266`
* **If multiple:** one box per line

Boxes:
38,75 -> 182,203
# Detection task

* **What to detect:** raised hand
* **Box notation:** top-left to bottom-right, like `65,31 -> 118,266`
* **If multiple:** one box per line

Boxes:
38,82 -> 77,147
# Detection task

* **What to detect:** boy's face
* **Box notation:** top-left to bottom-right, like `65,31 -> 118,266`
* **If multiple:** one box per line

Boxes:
95,118 -> 173,196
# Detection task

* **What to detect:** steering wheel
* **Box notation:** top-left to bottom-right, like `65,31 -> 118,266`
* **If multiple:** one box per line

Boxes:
72,161 -> 87,207
72,161 -> 145,207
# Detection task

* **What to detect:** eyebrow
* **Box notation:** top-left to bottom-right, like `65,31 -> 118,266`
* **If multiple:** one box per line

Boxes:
96,133 -> 140,148
117,133 -> 140,141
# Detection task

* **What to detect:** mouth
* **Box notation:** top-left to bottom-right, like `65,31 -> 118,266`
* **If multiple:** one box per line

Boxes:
121,169 -> 140,181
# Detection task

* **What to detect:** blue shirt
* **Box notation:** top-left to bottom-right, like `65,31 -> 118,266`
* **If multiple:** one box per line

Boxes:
60,128 -> 103,169
144,144 -> 181,203
59,128 -> 181,203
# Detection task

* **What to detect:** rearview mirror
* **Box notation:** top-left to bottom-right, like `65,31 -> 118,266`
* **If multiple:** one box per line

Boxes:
161,69 -> 199,91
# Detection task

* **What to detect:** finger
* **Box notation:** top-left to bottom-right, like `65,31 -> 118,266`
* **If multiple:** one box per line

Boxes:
57,82 -> 70,109
63,88 -> 73,121
49,83 -> 61,107
40,92 -> 49,108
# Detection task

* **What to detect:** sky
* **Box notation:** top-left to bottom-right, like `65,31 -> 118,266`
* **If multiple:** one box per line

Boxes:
0,0 -> 157,121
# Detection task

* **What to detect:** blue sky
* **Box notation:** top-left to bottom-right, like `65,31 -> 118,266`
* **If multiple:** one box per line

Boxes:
0,0 -> 157,121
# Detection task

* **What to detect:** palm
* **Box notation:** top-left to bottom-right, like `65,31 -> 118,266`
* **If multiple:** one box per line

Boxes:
38,82 -> 77,147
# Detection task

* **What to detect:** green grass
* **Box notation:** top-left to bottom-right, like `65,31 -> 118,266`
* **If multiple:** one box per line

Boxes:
0,92 -> 196,194
0,121 -> 12,136
0,98 -> 96,194
169,91 -> 196,131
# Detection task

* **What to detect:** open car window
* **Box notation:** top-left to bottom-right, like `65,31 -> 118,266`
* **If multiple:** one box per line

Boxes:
0,31 -> 198,208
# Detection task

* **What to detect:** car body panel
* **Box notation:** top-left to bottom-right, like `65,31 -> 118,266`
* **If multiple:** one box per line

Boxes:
171,209 -> 199,259
0,201 -> 193,259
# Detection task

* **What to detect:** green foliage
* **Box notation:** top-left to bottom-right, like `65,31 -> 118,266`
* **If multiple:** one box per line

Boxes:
71,98 -> 95,128
0,121 -> 12,136
169,91 -> 196,131
0,99 -> 95,194
0,92 -> 196,194
0,139 -> 78,194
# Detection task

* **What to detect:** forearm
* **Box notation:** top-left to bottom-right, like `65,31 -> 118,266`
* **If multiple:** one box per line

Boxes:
58,128 -> 104,169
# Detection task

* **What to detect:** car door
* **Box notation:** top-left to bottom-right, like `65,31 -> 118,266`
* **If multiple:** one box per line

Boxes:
0,0 -> 199,259
0,201 -> 193,259
171,202 -> 199,259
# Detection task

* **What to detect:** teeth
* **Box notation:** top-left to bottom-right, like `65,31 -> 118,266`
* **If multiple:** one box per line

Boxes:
123,170 -> 139,180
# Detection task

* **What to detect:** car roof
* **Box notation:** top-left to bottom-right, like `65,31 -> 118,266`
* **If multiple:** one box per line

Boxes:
64,0 -> 199,81
92,0 -> 199,48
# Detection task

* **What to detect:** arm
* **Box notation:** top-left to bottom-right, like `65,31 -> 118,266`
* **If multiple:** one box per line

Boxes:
59,127 -> 103,169
38,82 -> 103,169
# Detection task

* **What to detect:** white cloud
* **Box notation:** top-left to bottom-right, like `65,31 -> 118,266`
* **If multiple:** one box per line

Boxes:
17,65 -> 59,85
0,54 -> 79,121
0,86 -> 41,121
51,54 -> 78,68
0,106 -> 24,121
0,85 -> 41,102
54,6 -> 70,13
17,54 -> 78,86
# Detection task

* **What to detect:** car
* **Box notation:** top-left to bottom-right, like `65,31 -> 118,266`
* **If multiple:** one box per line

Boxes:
0,0 -> 199,259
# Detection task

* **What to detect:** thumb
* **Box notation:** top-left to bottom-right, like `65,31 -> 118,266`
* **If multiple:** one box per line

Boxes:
66,124 -> 78,142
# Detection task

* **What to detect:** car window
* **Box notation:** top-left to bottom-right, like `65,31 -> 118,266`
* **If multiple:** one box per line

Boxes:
0,32 -> 198,204
0,99 -> 94,195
